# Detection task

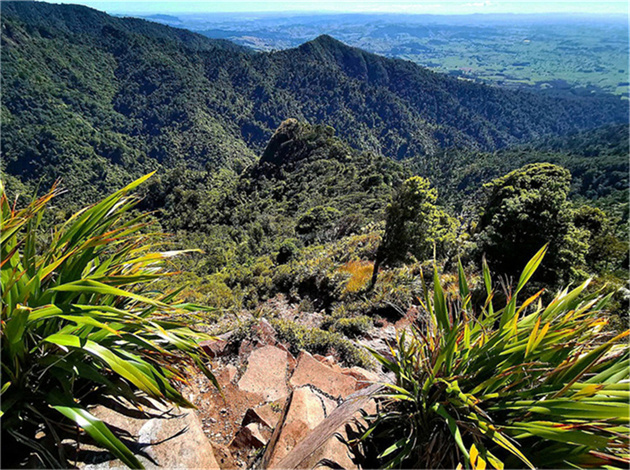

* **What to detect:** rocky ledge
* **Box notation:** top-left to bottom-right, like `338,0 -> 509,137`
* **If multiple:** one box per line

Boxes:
78,317 -> 395,469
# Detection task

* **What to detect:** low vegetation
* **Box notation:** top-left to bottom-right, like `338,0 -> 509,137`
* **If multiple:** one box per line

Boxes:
361,248 -> 629,469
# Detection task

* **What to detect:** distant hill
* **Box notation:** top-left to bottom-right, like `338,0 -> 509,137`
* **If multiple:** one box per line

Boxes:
1,1 -> 627,203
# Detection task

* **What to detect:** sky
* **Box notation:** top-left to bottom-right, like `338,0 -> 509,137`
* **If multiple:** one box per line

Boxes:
46,0 -> 629,15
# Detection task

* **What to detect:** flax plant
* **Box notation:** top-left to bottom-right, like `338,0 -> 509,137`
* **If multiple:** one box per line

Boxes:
1,174 -> 217,468
364,246 -> 629,469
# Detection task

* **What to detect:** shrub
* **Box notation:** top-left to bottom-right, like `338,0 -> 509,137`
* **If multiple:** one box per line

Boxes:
296,205 -> 341,244
0,175 -> 217,469
362,246 -> 629,469
330,316 -> 373,338
276,238 -> 300,264
270,319 -> 372,368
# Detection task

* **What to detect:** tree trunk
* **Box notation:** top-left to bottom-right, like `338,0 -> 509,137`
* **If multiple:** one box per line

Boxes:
369,255 -> 382,290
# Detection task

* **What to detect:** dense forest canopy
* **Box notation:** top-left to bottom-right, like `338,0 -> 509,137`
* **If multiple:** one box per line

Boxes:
1,1 -> 628,208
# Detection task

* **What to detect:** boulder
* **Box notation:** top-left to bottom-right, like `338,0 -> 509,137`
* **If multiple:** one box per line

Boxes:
238,339 -> 257,358
80,403 -> 220,469
271,384 -> 382,470
252,318 -> 277,345
211,442 -> 237,469
261,386 -> 337,468
242,400 -> 285,430
200,332 -> 234,358
290,351 -> 357,399
341,367 -> 380,390
237,345 -> 290,402
314,354 -> 345,373
137,408 -> 220,469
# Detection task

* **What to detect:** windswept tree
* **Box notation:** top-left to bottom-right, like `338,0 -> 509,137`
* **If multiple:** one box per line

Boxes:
476,163 -> 587,286
371,176 -> 456,286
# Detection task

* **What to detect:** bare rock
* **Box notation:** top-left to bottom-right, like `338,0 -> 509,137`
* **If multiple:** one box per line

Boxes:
200,339 -> 227,358
238,345 -> 290,402
224,364 -> 238,383
242,400 -> 286,430
314,354 -> 345,373
290,351 -> 357,400
137,408 -> 220,469
342,367 -> 380,390
252,318 -> 277,345
229,423 -> 269,450
262,386 -> 337,468
271,384 -> 382,470
80,403 -> 220,469
275,342 -> 298,371
238,339 -> 256,358
211,442 -> 237,469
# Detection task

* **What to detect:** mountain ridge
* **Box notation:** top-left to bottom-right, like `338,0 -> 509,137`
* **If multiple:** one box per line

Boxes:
1,1 -> 627,204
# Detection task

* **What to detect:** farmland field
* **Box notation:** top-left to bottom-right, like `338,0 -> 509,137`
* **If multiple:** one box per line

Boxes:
136,12 -> 629,97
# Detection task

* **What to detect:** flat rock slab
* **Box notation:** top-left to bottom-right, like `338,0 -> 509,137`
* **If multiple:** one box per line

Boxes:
238,345 -> 291,402
342,366 -> 380,390
290,351 -> 358,400
137,408 -> 220,469
272,384 -> 383,470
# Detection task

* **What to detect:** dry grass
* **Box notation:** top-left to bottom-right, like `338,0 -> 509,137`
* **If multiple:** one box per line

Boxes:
339,260 -> 374,293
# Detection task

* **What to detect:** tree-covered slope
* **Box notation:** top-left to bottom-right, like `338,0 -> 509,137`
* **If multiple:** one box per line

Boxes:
427,124 -> 629,214
1,1 -> 627,203
143,119 -> 408,272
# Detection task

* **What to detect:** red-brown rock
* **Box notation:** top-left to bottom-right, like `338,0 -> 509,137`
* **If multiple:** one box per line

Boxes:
341,366 -> 380,390
252,318 -> 277,345
242,400 -> 286,430
229,423 -> 269,450
237,345 -> 290,402
200,339 -> 230,358
262,386 -> 337,467
289,351 -> 357,399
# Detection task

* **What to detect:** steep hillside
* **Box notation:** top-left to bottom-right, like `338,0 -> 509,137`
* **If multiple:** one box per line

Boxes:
2,1 -> 627,204
143,119 -> 408,273
429,124 -> 630,214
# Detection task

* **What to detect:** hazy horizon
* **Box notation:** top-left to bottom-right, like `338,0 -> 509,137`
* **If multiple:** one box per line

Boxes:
46,1 -> 629,16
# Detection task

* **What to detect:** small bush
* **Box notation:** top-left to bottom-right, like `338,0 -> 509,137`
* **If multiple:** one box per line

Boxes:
331,316 -> 373,338
276,238 -> 300,264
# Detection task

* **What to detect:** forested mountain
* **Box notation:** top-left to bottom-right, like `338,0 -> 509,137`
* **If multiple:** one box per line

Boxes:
2,4 -> 629,467
1,1 -> 627,204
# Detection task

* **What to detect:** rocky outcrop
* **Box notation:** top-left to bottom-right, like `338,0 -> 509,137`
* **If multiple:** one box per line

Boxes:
185,317 -> 389,469
289,351 -> 358,400
261,386 -> 338,467
237,345 -> 291,402
270,384 -> 381,470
